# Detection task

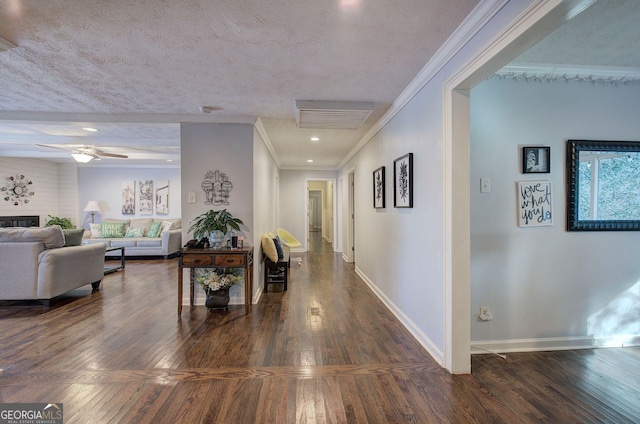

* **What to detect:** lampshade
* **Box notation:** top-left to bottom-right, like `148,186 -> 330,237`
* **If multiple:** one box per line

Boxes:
83,201 -> 102,212
71,152 -> 94,163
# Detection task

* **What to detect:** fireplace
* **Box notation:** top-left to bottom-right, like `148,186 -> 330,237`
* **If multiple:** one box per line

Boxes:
0,215 -> 40,228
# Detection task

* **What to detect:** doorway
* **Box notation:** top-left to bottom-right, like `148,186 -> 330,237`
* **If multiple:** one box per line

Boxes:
305,179 -> 336,252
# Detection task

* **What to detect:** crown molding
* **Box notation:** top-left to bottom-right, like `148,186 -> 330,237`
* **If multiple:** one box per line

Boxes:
338,0 -> 509,169
0,111 -> 256,125
494,63 -> 640,83
254,117 -> 281,168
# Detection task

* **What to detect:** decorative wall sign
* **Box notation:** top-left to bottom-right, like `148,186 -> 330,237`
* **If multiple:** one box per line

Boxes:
394,153 -> 413,208
122,180 -> 136,215
201,170 -> 233,205
518,180 -> 553,227
139,180 -> 153,215
155,180 -> 170,215
373,166 -> 385,208
2,174 -> 35,206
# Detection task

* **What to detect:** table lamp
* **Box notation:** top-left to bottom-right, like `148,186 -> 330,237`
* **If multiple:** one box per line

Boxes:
83,200 -> 102,223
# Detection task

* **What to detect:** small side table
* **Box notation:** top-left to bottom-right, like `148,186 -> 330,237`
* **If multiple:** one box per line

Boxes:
104,246 -> 125,274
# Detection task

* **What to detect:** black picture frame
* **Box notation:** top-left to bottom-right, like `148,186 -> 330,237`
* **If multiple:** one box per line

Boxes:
393,153 -> 413,208
373,166 -> 385,208
522,146 -> 550,174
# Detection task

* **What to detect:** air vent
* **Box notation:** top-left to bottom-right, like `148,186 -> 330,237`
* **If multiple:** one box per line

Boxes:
295,100 -> 375,130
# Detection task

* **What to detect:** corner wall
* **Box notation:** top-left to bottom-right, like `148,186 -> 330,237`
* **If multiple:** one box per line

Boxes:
470,77 -> 640,351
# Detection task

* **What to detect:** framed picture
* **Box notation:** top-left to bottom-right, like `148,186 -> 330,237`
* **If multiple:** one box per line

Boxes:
394,153 -> 413,208
522,146 -> 550,173
373,166 -> 385,208
517,180 -> 552,227
139,180 -> 154,215
122,180 -> 135,215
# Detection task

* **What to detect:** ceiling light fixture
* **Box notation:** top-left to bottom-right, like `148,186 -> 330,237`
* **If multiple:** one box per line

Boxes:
307,159 -> 314,163
310,137 -> 320,142
71,152 -> 96,163
0,36 -> 16,52
82,127 -> 99,132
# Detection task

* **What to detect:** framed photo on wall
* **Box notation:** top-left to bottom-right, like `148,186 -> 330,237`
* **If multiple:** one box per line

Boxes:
522,146 -> 550,173
373,166 -> 385,208
394,153 -> 413,208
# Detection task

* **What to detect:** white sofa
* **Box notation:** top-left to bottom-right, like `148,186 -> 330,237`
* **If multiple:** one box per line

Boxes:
83,217 -> 182,258
0,226 -> 106,306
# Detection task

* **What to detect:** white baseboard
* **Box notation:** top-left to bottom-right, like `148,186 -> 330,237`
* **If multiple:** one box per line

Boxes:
355,266 -> 444,366
472,334 -> 640,354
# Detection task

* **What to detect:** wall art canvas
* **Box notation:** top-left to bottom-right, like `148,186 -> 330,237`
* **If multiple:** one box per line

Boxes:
201,170 -> 233,205
373,166 -> 385,208
394,153 -> 413,208
122,180 -> 136,215
155,180 -> 170,215
139,180 -> 154,215
518,180 -> 552,227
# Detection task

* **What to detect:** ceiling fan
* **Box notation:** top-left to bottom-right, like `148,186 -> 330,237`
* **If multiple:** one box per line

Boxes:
36,144 -> 128,163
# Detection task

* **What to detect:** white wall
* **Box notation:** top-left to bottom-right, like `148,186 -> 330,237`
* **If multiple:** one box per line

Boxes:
77,166 -> 181,228
253,126 -> 280,293
470,77 -> 640,351
0,158 -> 78,226
181,123 -> 255,305
279,170 -> 339,252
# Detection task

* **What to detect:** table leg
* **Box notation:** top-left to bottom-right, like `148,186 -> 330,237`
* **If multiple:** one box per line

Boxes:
178,265 -> 183,316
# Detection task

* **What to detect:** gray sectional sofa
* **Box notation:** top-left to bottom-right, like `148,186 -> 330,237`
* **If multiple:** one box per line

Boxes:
0,225 -> 106,305
83,217 -> 182,258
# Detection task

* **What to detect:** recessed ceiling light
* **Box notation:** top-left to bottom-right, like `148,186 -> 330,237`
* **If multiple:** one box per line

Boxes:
307,159 -> 314,163
166,159 -> 173,162
82,127 -> 98,132
310,137 -> 319,141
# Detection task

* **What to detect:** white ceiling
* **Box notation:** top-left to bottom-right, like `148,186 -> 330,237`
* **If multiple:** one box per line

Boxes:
0,0 -> 638,168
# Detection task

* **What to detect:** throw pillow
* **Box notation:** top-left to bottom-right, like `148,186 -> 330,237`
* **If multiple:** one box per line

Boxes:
159,220 -> 173,235
146,221 -> 162,238
89,223 -> 102,238
62,229 -> 85,246
261,234 -> 278,262
125,227 -> 145,238
100,222 -> 125,238
273,236 -> 284,260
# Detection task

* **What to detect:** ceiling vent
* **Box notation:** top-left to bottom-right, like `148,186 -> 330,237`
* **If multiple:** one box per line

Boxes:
295,100 -> 375,130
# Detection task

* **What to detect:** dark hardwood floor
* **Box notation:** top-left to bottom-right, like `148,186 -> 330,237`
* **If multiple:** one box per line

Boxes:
0,250 -> 638,423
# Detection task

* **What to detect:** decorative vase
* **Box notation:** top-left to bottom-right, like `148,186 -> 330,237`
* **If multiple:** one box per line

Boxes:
205,287 -> 230,310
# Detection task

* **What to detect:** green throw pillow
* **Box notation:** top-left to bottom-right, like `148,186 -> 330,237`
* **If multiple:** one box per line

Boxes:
125,227 -> 145,238
62,229 -> 85,246
146,221 -> 162,238
101,222 -> 125,238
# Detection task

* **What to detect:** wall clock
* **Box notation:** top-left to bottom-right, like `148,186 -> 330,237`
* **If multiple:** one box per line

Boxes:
2,174 -> 35,205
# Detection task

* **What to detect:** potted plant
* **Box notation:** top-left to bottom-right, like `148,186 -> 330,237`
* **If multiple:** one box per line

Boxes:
45,215 -> 76,229
187,209 -> 244,247
195,268 -> 243,310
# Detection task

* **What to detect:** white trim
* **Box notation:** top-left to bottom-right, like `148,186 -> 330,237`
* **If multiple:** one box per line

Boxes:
305,177 -> 338,253
471,335 -> 640,354
0,111 -> 255,124
254,117 -> 281,168
495,63 -> 640,82
355,266 -> 444,365
338,0 -> 509,169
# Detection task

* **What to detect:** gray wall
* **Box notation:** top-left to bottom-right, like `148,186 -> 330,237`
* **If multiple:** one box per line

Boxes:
470,77 -> 640,351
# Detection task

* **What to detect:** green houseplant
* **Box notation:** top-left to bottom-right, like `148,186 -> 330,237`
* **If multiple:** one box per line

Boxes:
45,215 -> 76,229
187,209 -> 244,245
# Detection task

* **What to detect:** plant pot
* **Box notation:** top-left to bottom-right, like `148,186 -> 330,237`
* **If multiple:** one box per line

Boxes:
210,230 -> 225,248
205,287 -> 230,310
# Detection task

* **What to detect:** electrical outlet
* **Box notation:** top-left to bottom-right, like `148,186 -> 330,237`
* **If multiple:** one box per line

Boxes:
479,306 -> 493,321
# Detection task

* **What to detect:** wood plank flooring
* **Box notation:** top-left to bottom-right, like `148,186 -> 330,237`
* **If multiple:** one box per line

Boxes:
0,247 -> 638,423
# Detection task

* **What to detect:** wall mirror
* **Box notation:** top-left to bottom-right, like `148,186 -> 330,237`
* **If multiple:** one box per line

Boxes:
567,139 -> 640,231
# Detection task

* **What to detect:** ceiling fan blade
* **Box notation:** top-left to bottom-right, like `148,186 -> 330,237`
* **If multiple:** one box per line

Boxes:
35,143 -> 74,151
97,152 -> 128,159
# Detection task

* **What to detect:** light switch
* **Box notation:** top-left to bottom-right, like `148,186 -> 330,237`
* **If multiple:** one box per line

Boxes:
188,192 -> 196,203
480,178 -> 491,193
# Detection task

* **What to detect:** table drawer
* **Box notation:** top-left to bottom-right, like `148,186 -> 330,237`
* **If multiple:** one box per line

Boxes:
214,255 -> 245,267
182,255 -> 213,267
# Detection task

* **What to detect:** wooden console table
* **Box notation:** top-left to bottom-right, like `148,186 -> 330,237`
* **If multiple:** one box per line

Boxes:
178,246 -> 254,316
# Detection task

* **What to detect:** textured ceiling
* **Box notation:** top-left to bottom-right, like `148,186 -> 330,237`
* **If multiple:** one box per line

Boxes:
0,0 -> 479,167
1,0 -> 638,168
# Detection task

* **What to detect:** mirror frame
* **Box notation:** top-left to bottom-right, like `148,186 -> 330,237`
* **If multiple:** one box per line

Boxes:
567,139 -> 640,231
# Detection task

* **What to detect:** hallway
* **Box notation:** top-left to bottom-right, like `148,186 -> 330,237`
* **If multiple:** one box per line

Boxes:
0,251 -> 638,422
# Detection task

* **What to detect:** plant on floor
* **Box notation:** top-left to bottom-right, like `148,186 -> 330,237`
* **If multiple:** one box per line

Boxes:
188,209 -> 244,241
195,268 -> 243,292
45,215 -> 76,229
